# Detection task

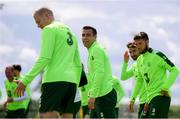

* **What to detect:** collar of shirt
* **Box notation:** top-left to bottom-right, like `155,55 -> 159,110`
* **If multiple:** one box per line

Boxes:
88,41 -> 97,52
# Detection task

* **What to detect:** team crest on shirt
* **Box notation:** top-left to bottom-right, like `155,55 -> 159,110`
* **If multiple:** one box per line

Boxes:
67,38 -> 73,45
92,56 -> 94,60
67,32 -> 73,46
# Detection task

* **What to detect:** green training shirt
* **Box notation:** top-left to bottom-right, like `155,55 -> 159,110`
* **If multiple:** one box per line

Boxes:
22,21 -> 82,85
121,62 -> 147,104
5,80 -> 27,110
112,76 -> 124,107
136,48 -> 179,103
88,41 -> 113,98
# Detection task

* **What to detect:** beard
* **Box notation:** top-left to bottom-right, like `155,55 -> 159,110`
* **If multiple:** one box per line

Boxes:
132,56 -> 138,60
141,43 -> 149,54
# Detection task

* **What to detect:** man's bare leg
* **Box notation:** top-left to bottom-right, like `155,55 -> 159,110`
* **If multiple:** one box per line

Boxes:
40,111 -> 59,118
61,113 -> 73,118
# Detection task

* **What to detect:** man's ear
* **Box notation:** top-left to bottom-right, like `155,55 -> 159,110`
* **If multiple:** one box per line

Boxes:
146,40 -> 149,44
94,35 -> 97,39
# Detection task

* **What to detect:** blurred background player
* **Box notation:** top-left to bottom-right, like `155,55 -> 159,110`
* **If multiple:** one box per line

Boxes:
4,66 -> 28,118
121,42 -> 148,118
112,76 -> 125,118
12,64 -> 31,117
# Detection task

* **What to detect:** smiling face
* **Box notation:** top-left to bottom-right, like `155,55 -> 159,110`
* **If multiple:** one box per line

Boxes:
134,39 -> 149,54
5,67 -> 14,82
133,32 -> 149,54
82,29 -> 96,48
128,47 -> 140,60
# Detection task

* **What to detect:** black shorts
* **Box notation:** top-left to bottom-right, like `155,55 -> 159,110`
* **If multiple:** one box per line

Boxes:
95,88 -> 117,118
149,95 -> 171,118
73,101 -> 81,118
6,109 -> 26,118
139,103 -> 149,118
39,81 -> 77,114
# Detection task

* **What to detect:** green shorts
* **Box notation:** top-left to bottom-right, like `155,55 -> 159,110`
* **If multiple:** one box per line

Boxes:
39,81 -> 77,114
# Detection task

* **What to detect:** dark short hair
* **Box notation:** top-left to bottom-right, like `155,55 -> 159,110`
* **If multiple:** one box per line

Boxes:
12,64 -> 21,72
5,66 -> 14,71
126,42 -> 137,48
83,26 -> 97,36
133,32 -> 149,41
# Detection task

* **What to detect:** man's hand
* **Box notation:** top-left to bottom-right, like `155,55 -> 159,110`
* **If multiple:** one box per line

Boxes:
143,103 -> 149,112
14,80 -> 26,97
161,90 -> 170,97
13,80 -> 20,84
7,97 -> 13,103
129,101 -> 134,112
124,51 -> 129,63
88,98 -> 95,110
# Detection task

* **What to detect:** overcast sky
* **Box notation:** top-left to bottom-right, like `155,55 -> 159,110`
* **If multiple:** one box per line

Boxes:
0,0 -> 180,104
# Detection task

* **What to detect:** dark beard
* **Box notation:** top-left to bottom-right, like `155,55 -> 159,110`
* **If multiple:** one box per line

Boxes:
141,44 -> 149,54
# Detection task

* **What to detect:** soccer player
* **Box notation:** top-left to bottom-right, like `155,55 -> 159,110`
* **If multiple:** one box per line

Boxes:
4,66 -> 28,118
112,76 -> 125,118
121,42 -> 148,118
133,32 -> 179,118
12,64 -> 31,117
82,26 -> 117,118
15,7 -> 82,118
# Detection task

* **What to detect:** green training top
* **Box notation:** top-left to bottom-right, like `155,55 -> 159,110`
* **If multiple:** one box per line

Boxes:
5,80 -> 27,110
112,76 -> 124,108
121,62 -> 147,104
136,48 -> 179,103
22,21 -> 82,85
80,73 -> 91,106
88,41 -> 113,98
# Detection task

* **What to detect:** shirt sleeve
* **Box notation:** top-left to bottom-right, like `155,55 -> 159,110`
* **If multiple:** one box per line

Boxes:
120,62 -> 134,80
157,53 -> 179,90
13,92 -> 28,102
130,74 -> 144,102
112,76 -> 125,100
90,48 -> 105,98
22,27 -> 56,85
118,80 -> 125,101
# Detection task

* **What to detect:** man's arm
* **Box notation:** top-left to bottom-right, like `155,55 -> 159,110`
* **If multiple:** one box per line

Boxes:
15,27 -> 55,96
121,62 -> 134,80
121,51 -> 134,80
21,27 -> 55,85
156,52 -> 179,91
90,48 -> 105,98
129,70 -> 146,112
7,92 -> 28,102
